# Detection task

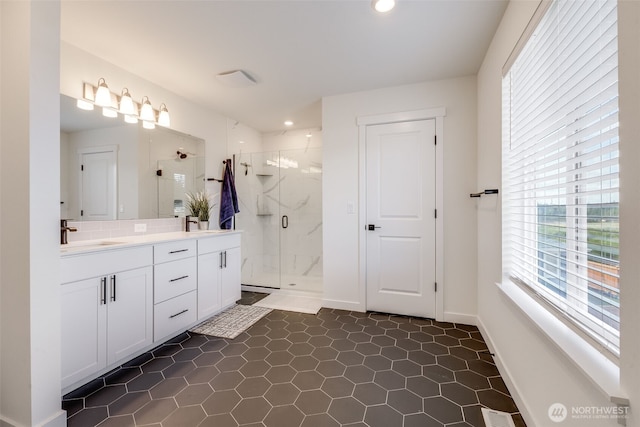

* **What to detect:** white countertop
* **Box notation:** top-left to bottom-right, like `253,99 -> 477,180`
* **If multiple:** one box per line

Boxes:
60,230 -> 242,256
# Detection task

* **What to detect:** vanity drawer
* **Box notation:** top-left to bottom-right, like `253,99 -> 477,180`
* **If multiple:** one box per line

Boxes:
198,234 -> 241,255
154,240 -> 197,264
154,291 -> 197,342
61,246 -> 153,284
154,257 -> 197,303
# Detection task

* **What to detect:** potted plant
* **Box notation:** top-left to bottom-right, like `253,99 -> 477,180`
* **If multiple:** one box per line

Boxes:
186,191 -> 213,230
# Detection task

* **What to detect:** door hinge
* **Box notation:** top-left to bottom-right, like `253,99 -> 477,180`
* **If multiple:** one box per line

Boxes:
435,282 -> 438,292
434,209 -> 437,219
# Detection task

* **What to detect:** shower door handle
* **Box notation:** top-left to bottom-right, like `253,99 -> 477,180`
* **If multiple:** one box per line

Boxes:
282,215 -> 289,229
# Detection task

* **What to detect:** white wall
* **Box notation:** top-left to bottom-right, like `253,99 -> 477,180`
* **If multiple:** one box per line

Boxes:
1,1 -> 65,426
476,1 -> 639,426
322,76 -> 478,318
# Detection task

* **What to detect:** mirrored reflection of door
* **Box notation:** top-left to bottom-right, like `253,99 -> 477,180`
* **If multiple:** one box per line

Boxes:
80,148 -> 117,221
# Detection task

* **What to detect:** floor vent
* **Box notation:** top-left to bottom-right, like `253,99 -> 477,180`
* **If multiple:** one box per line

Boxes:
481,408 -> 516,427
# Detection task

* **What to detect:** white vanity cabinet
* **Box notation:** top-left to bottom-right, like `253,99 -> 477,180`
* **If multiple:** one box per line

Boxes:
60,246 -> 153,390
153,240 -> 198,342
197,234 -> 242,320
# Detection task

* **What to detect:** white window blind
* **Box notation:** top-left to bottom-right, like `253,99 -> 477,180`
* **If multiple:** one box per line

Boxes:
502,0 -> 619,354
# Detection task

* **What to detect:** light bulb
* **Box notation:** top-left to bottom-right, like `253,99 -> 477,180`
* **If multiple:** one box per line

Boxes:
372,0 -> 395,13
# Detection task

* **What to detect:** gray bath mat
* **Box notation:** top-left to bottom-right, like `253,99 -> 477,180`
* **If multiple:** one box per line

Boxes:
190,304 -> 272,339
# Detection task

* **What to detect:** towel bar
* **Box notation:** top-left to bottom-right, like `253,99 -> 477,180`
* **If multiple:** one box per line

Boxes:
470,189 -> 499,198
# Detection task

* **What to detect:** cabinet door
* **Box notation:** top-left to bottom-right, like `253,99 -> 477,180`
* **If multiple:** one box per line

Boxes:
197,252 -> 222,320
61,277 -> 107,389
221,247 -> 241,308
106,266 -> 153,365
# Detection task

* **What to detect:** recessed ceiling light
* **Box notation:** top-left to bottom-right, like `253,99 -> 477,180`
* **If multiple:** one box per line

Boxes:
284,120 -> 294,126
372,0 -> 395,13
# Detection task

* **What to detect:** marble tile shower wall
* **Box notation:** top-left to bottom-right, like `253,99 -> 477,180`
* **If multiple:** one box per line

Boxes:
66,218 -> 183,243
235,148 -> 323,287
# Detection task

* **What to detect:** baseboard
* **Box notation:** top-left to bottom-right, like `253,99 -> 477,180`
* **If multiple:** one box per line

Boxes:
443,311 -> 478,326
476,316 -> 535,427
40,410 -> 67,427
1,409 -> 67,427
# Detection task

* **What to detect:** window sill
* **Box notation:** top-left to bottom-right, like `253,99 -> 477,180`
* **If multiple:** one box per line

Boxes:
496,280 -> 628,406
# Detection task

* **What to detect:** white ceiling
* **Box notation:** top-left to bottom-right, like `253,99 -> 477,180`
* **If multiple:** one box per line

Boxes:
61,0 -> 508,133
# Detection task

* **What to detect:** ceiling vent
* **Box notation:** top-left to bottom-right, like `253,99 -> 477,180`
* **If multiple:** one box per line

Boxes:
481,408 -> 516,427
216,70 -> 257,88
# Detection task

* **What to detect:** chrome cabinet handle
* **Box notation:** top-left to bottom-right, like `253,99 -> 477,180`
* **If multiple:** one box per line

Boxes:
110,275 -> 116,302
282,215 -> 289,229
169,275 -> 189,283
220,252 -> 224,269
100,277 -> 107,305
169,249 -> 189,254
169,309 -> 189,319
223,251 -> 227,268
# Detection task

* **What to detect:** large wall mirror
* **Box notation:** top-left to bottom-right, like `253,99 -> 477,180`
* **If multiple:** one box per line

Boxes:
60,94 -> 205,221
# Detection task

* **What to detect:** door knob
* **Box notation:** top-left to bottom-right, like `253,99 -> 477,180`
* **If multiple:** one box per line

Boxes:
368,224 -> 381,231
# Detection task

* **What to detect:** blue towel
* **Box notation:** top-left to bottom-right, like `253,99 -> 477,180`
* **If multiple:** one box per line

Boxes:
219,160 -> 239,229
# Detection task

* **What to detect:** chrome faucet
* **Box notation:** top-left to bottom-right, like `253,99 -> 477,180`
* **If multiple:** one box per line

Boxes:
185,215 -> 198,232
60,219 -> 77,245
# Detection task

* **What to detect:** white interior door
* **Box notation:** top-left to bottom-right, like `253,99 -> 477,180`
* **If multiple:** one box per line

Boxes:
80,149 -> 117,220
365,119 -> 437,318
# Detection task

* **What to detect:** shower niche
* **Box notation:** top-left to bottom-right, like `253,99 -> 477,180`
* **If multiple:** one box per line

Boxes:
234,148 -> 323,293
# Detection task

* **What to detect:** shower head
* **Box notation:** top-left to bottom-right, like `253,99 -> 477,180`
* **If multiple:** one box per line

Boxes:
177,150 -> 188,159
240,162 -> 252,175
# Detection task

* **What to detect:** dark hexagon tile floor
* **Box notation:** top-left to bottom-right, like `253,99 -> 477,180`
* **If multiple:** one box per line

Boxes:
64,291 -> 527,427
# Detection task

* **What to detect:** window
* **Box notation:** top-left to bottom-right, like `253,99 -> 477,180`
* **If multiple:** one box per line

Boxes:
502,0 -> 619,354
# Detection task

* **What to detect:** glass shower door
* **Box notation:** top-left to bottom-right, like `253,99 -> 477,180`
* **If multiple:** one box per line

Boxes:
278,148 -> 323,293
235,148 -> 322,293
235,151 -> 282,289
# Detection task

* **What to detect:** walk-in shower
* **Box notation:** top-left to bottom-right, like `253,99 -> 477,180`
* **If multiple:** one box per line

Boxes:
234,148 -> 322,293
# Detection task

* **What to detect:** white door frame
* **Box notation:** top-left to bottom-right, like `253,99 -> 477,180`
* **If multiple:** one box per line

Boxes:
357,108 -> 445,320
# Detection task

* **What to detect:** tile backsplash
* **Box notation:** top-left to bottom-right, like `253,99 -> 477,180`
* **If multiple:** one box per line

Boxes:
66,218 -> 184,243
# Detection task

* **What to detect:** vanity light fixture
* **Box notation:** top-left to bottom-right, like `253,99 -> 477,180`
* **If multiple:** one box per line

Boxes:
94,78 -> 112,107
140,96 -> 155,122
119,88 -> 136,115
372,0 -> 395,13
80,80 -> 171,128
158,103 -> 171,127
